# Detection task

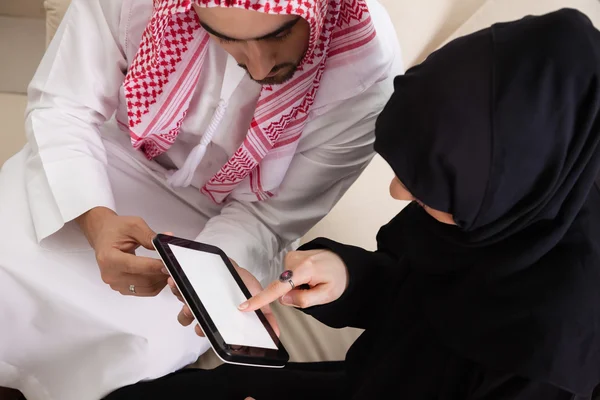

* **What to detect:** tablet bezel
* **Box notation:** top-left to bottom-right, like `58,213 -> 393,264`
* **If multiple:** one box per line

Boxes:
153,234 -> 289,368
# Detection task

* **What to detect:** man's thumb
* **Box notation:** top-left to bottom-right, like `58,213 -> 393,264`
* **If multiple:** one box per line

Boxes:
130,217 -> 157,250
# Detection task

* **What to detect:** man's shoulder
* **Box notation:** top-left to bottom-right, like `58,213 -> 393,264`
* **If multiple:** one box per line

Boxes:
71,0 -> 153,37
117,0 -> 154,28
311,1 -> 402,111
97,0 -> 153,59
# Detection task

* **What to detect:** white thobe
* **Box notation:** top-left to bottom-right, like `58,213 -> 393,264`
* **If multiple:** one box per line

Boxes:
0,0 -> 403,399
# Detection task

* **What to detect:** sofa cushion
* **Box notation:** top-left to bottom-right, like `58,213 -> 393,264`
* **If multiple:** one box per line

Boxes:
442,0 -> 600,47
44,0 -> 70,47
378,0 -> 487,67
0,93 -> 27,167
0,15 -> 46,94
0,0 -> 45,19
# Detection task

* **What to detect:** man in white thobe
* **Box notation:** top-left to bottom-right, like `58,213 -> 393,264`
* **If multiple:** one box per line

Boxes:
0,0 -> 402,399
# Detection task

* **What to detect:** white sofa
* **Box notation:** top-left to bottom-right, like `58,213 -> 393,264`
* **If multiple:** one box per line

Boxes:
0,0 -> 599,398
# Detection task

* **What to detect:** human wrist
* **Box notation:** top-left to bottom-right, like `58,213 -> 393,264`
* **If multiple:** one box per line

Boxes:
76,206 -> 117,248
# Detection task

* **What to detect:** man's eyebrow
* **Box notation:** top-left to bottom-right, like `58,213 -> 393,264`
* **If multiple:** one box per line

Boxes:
200,17 -> 300,42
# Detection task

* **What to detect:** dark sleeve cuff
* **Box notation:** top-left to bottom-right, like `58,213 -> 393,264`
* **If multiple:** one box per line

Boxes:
298,238 -> 395,330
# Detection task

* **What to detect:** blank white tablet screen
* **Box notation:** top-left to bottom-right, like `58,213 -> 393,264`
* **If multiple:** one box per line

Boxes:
168,244 -> 278,350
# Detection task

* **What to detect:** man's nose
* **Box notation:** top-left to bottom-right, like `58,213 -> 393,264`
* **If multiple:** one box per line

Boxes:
245,41 -> 276,81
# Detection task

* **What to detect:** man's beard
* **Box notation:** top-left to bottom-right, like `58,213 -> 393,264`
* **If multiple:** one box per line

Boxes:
238,62 -> 300,86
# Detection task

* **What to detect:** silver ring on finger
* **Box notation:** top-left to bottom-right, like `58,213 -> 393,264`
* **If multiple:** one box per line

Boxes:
279,270 -> 295,290
129,284 -> 136,294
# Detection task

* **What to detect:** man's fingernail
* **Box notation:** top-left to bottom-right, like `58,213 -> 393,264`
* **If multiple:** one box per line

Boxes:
238,302 -> 249,310
281,294 -> 293,306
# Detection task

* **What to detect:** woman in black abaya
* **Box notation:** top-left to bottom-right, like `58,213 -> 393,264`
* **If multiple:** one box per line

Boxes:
106,8 -> 600,400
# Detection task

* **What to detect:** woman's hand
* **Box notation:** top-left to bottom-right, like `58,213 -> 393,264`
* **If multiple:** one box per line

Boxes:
239,249 -> 349,312
169,259 -> 280,337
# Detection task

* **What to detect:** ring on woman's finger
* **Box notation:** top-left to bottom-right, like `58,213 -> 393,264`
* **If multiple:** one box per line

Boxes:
279,269 -> 295,289
129,284 -> 136,294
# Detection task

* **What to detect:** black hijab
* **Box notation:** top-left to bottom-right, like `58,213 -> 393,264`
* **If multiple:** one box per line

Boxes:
375,8 -> 600,396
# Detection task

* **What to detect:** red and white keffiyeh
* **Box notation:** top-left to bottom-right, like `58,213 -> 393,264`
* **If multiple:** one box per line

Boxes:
124,0 -> 380,204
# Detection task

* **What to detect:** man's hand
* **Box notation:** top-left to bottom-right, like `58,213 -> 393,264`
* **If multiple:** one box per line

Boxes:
169,259 -> 280,337
77,206 -> 167,296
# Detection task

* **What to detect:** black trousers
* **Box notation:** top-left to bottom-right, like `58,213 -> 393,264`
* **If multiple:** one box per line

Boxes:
103,360 -> 596,400
103,362 -> 346,400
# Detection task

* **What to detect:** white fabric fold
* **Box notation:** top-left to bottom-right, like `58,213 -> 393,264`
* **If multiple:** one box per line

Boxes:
167,99 -> 229,188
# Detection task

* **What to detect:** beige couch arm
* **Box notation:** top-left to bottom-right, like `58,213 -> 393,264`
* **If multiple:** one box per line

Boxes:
44,0 -> 71,46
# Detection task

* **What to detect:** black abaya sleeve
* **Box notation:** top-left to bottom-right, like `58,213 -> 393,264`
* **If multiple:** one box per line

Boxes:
298,228 -> 408,330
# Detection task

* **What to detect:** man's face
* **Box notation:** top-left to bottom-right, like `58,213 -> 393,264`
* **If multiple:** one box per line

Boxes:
193,5 -> 310,85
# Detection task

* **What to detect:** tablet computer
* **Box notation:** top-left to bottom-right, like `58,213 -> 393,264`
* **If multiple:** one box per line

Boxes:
153,234 -> 289,368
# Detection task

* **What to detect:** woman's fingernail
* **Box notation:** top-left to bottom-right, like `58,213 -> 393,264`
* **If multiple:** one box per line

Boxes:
281,294 -> 293,306
162,268 -> 169,275
238,302 -> 249,310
